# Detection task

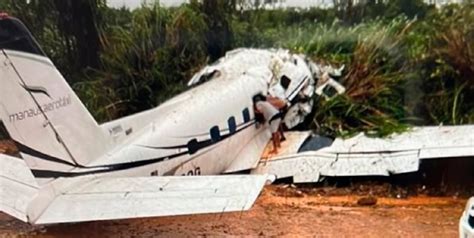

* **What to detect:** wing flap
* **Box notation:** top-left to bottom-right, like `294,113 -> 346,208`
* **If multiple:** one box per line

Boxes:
31,175 -> 272,224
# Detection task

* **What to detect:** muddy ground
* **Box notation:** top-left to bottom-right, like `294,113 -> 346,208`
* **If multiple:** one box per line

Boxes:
0,184 -> 469,238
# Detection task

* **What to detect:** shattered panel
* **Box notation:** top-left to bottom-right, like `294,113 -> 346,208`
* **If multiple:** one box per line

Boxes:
253,125 -> 474,183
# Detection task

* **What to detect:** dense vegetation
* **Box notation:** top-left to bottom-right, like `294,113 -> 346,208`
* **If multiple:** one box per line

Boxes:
1,0 -> 473,137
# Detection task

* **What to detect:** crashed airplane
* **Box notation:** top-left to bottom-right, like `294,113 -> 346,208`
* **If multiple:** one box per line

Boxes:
0,15 -> 473,225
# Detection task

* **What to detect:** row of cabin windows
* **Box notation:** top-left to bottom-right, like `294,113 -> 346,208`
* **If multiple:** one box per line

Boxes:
187,107 -> 251,155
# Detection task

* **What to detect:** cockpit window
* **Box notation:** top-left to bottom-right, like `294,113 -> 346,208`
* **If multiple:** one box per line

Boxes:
0,17 -> 45,56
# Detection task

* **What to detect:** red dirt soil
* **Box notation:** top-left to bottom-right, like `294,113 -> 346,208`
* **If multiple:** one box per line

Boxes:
0,185 -> 467,237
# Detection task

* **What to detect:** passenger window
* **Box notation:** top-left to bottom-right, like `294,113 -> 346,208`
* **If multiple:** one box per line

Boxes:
210,126 -> 221,142
228,117 -> 236,134
187,139 -> 199,155
242,108 -> 250,123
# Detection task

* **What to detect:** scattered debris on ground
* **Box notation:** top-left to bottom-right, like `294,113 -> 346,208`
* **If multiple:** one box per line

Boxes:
357,196 -> 378,206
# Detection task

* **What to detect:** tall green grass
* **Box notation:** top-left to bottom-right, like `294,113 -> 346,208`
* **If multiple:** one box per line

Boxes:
75,5 -> 209,121
420,5 -> 474,125
237,5 -> 473,137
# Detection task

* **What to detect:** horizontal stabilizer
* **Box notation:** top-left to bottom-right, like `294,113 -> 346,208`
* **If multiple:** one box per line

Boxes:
0,154 -> 38,222
28,174 -> 273,224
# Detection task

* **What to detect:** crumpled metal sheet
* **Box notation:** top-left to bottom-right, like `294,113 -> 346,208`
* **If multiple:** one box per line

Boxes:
321,125 -> 474,157
254,151 -> 420,183
253,125 -> 474,183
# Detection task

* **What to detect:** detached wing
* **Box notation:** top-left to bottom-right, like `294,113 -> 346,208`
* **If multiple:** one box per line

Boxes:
28,174 -> 272,224
321,125 -> 474,159
253,125 -> 474,183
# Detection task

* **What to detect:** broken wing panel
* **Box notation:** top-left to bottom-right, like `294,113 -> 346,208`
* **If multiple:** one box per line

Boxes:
320,125 -> 474,155
253,151 -> 420,183
31,175 -> 272,224
253,126 -> 474,183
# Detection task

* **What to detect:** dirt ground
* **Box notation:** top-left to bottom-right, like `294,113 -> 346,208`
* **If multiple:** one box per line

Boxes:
0,185 -> 467,238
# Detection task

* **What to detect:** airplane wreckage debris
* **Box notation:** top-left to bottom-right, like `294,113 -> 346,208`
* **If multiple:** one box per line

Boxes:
251,126 -> 474,183
1,15 -> 472,225
192,48 -> 474,183
189,48 -> 346,130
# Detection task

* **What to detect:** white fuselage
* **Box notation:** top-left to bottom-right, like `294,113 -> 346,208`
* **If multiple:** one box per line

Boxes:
93,68 -> 271,178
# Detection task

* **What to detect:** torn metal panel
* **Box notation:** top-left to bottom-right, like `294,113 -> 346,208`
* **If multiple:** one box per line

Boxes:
187,48 -> 345,130
253,125 -> 474,183
254,151 -> 421,183
320,125 -> 474,155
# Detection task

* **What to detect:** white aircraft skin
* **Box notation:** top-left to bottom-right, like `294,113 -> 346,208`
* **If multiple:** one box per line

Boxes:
92,48 -> 319,180
94,50 -> 278,178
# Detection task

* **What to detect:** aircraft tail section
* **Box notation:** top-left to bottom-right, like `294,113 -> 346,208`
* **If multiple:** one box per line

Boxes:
0,16 -> 109,185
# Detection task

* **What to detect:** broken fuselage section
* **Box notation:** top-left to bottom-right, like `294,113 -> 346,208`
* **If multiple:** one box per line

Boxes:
189,48 -> 345,130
